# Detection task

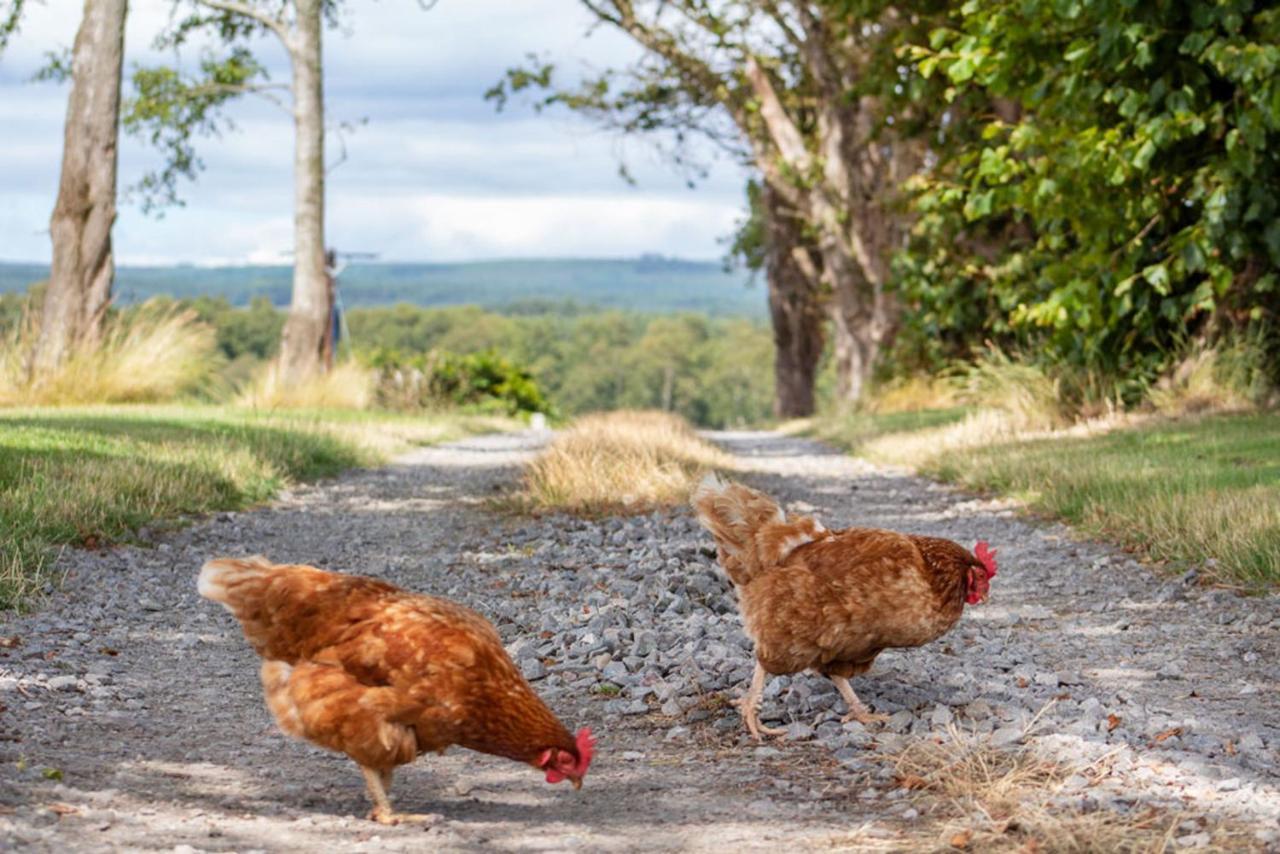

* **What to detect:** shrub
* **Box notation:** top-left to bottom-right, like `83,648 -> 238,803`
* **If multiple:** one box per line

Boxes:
365,348 -> 551,416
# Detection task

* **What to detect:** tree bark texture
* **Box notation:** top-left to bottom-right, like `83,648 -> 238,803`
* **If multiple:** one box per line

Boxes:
33,0 -> 127,377
276,0 -> 330,384
762,183 -> 825,418
743,54 -> 905,406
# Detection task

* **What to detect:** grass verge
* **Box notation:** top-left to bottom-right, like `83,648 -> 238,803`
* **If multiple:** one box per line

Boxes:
816,410 -> 1279,587
514,409 -> 732,515
0,405 -> 513,609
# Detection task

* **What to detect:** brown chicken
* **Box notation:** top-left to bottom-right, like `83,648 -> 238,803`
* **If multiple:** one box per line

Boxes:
692,476 -> 997,739
198,556 -> 593,824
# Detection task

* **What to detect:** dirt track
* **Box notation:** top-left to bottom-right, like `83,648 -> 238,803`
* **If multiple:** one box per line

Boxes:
2,429 -> 1278,851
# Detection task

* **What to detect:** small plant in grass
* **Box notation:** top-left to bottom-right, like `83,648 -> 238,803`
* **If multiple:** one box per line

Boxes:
514,410 -> 732,515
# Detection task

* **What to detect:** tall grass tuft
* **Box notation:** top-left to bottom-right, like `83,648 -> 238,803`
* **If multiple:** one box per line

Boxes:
517,410 -> 732,515
236,360 -> 375,411
956,349 -> 1066,431
1149,334 -> 1273,416
0,305 -> 217,405
866,374 -> 961,414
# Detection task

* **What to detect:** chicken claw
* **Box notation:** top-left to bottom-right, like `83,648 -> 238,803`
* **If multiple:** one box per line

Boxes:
831,676 -> 888,726
367,808 -> 442,826
840,709 -> 890,726
740,662 -> 788,740
361,767 -> 441,826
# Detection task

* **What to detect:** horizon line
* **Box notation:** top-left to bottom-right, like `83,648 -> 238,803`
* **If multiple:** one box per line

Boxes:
0,253 -> 733,270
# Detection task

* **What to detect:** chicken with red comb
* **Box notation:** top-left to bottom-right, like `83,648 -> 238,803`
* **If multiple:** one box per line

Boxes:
199,556 -> 594,823
693,476 -> 999,738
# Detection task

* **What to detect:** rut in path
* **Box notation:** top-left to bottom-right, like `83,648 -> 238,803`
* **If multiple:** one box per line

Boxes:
1,429 -> 1278,852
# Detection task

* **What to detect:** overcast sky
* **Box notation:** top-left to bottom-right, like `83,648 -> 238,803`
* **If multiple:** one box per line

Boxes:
0,0 -> 749,265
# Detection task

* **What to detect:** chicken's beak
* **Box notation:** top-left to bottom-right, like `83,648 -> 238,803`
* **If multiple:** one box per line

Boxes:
571,776 -> 583,791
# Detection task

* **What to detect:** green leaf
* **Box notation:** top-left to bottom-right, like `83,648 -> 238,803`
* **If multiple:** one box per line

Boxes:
1142,263 -> 1170,295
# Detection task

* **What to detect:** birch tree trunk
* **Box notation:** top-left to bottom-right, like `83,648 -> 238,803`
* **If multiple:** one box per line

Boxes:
275,0 -> 330,384
33,0 -> 127,378
762,183 -> 825,417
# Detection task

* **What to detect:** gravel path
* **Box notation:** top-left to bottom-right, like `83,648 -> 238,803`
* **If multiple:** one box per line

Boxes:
2,428 -> 1278,851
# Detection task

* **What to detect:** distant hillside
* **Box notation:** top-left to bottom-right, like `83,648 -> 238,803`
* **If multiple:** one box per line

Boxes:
0,257 -> 765,317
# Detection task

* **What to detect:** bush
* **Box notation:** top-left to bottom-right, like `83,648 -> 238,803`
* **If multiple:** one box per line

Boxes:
364,348 -> 551,416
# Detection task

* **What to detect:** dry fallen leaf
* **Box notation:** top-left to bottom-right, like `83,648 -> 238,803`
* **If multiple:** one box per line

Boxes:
48,803 -> 79,816
949,829 -> 973,849
1106,713 -> 1122,732
1152,727 -> 1183,744
1016,677 -> 1029,689
1225,740 -> 1238,757
896,773 -> 931,790
0,636 -> 20,649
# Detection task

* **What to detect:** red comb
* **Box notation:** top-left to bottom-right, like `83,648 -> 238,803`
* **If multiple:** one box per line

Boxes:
975,541 -> 997,577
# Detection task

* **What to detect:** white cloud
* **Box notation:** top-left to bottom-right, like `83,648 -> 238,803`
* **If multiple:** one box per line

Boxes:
334,192 -> 741,261
0,0 -> 751,266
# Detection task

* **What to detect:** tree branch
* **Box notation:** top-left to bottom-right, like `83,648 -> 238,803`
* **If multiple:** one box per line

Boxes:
743,56 -> 810,170
195,0 -> 290,45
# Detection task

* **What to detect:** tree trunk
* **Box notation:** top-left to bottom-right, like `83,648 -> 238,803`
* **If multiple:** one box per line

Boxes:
823,200 -> 899,407
32,0 -> 127,378
762,184 -> 825,418
276,0 -> 329,384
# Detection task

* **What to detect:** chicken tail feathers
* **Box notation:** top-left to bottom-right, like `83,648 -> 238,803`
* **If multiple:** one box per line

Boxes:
693,474 -> 808,586
198,554 -> 275,608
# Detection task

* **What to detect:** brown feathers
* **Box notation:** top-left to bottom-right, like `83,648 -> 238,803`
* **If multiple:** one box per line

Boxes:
199,557 -> 578,771
692,479 -> 990,680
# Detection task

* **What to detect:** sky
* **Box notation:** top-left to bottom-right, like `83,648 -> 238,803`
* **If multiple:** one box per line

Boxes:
0,0 -> 750,266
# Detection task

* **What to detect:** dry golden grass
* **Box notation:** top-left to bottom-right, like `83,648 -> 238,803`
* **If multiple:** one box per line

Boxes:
235,360 -> 375,411
516,409 -> 732,515
876,728 -> 1250,853
867,374 -> 962,413
1148,338 -> 1271,416
0,306 -> 218,406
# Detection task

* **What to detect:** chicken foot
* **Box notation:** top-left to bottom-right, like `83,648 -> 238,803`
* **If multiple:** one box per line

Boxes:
361,767 -> 441,826
740,662 -> 787,740
830,676 -> 889,726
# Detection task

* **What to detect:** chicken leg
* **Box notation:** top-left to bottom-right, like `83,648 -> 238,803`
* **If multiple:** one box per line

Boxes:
740,662 -> 787,740
361,767 -> 440,826
831,676 -> 888,725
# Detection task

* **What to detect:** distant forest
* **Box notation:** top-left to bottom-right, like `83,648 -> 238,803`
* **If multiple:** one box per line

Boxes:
0,257 -> 766,317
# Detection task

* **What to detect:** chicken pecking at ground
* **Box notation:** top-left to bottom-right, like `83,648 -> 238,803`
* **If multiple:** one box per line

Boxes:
692,475 -> 997,739
198,556 -> 594,824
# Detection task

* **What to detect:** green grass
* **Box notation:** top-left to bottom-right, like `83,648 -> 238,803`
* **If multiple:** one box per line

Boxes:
817,410 -> 1280,587
0,405 -> 512,609
807,406 -> 971,451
